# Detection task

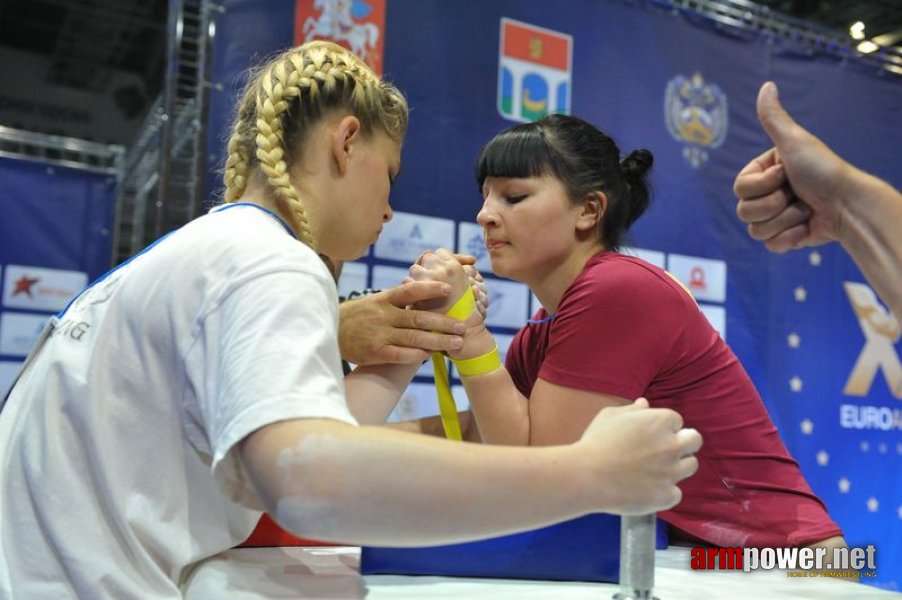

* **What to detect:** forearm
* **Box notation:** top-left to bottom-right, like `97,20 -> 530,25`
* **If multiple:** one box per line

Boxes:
242,419 -> 589,546
460,367 -> 530,445
344,362 -> 420,424
839,170 -> 902,317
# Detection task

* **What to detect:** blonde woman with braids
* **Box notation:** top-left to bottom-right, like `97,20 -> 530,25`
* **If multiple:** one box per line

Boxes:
0,42 -> 701,598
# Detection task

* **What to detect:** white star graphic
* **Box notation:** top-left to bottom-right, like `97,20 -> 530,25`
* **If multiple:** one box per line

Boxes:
787,333 -> 801,348
790,377 -> 803,392
816,451 -> 829,466
838,478 -> 851,493
861,441 -> 870,453
809,251 -> 822,266
794,287 -> 807,302
867,497 -> 879,513
898,506 -> 902,520
800,419 -> 813,435
878,443 -> 887,454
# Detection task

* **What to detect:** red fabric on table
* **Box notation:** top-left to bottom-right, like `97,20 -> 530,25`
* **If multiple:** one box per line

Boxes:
238,513 -> 336,547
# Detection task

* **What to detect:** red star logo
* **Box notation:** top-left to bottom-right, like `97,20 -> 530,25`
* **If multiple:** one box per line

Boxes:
12,276 -> 40,298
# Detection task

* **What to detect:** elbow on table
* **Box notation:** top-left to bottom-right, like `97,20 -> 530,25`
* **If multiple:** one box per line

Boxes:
239,419 -> 356,541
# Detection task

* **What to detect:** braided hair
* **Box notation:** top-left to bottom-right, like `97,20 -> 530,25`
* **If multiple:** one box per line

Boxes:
223,41 -> 408,249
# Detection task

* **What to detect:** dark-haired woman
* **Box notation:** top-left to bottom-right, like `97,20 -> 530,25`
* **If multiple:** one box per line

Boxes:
412,114 -> 845,551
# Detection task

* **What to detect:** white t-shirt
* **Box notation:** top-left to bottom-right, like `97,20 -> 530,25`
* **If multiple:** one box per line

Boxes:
0,204 -> 357,598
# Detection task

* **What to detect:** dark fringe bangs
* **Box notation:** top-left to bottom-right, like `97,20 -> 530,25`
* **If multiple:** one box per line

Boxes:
474,124 -> 556,191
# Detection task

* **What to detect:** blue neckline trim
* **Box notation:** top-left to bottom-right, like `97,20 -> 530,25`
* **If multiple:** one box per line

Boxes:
56,202 -> 294,318
526,312 -> 557,325
56,230 -> 176,318
212,202 -> 296,239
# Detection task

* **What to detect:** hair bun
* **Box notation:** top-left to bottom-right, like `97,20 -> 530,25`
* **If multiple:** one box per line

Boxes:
618,148 -> 654,229
620,149 -> 654,179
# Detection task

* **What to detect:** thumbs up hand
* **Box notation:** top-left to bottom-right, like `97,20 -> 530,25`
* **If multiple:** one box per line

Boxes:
733,81 -> 853,253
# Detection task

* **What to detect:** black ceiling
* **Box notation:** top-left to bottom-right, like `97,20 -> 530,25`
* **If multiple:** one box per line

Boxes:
0,0 -> 167,139
0,0 -> 167,90
755,0 -> 902,46
0,0 -> 898,145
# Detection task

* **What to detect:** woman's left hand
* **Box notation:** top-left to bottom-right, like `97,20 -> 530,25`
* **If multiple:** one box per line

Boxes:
407,248 -> 470,314
407,250 -> 489,318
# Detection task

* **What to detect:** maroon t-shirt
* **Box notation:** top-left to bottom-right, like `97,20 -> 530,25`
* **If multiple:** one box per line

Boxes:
507,252 -> 842,547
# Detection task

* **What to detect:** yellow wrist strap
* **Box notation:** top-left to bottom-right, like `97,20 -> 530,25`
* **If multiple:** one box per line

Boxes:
445,286 -> 476,321
430,288 -> 477,442
431,354 -> 462,441
451,346 -> 502,378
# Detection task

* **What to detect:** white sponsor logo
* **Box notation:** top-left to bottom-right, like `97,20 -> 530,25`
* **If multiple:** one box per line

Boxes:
839,404 -> 902,431
484,277 -> 530,329
666,254 -> 726,303
699,304 -> 726,339
1,360 -> 22,398
373,212 -> 455,263
3,265 -> 87,312
530,293 -> 542,318
457,222 -> 492,273
371,265 -> 410,291
337,261 -> 369,299
621,247 -> 666,269
0,312 -> 49,357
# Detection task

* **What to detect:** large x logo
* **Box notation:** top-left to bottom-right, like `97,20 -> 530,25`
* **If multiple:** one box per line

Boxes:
843,282 -> 902,399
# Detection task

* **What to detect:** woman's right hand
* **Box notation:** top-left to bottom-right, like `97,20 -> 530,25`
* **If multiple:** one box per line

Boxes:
574,398 -> 702,515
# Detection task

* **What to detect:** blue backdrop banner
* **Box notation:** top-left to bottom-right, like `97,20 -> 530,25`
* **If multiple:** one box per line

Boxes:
205,0 -> 901,590
0,157 -> 117,395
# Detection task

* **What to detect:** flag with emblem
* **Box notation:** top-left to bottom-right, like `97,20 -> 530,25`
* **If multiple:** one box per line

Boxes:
294,0 -> 386,75
497,18 -> 572,122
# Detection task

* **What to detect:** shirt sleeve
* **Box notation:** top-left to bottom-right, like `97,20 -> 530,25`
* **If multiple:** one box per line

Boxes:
538,261 -> 692,400
198,266 -> 357,507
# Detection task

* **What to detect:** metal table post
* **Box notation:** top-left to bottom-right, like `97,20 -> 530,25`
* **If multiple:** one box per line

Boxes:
613,514 -> 659,600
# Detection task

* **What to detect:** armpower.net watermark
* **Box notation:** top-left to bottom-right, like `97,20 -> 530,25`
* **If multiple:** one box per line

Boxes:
690,545 -> 877,579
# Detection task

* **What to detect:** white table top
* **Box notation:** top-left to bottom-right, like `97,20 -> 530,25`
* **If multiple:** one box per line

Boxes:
182,545 -> 900,599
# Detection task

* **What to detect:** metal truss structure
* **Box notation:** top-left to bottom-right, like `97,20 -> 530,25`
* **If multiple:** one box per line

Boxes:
113,0 -> 217,264
652,0 -> 902,76
0,125 -> 123,176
